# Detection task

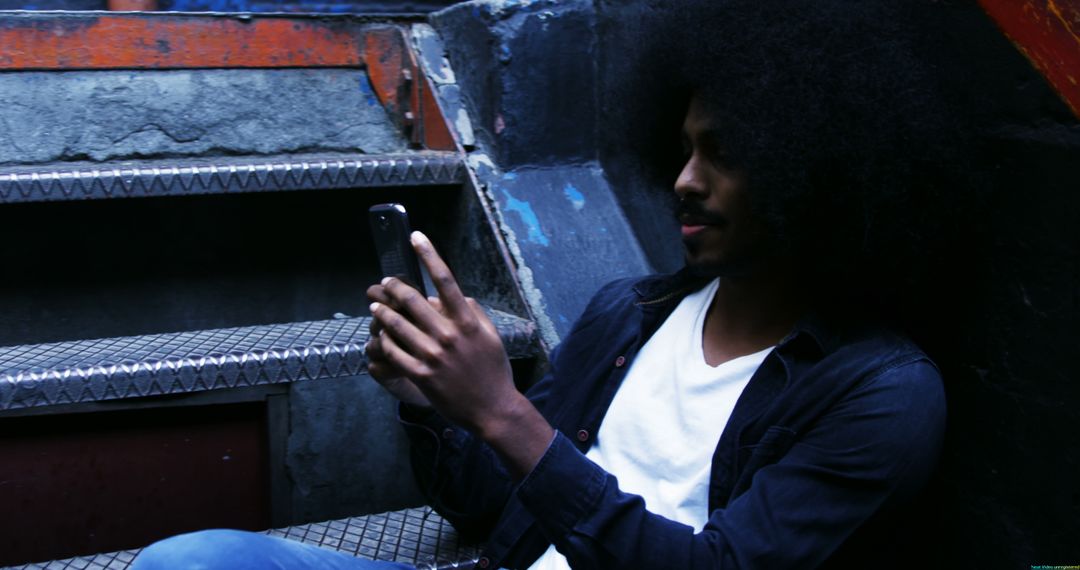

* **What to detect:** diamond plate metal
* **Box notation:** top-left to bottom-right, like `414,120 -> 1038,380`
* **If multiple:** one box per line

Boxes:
0,310 -> 537,412
0,153 -> 466,204
266,507 -> 479,569
1,507 -> 478,570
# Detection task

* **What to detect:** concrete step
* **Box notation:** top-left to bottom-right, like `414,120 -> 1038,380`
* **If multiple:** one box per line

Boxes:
0,309 -> 538,413
0,152 -> 466,205
1,506 -> 479,570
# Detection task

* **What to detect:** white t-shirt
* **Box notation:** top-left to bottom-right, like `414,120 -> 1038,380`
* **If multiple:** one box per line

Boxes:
529,278 -> 773,570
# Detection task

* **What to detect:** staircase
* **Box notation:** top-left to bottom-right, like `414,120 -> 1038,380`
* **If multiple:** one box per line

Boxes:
0,10 -> 541,568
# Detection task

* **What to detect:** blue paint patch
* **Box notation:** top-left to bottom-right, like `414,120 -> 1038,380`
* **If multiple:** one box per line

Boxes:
500,188 -> 550,246
358,76 -> 379,107
563,183 -> 585,211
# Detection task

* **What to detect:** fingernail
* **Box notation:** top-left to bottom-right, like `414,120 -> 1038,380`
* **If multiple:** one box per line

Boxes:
411,231 -> 429,245
369,302 -> 380,313
381,277 -> 391,286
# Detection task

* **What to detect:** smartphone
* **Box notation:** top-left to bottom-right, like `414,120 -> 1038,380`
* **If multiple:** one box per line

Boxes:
369,203 -> 427,297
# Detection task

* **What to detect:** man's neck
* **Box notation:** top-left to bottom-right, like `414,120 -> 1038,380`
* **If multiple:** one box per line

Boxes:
701,263 -> 804,367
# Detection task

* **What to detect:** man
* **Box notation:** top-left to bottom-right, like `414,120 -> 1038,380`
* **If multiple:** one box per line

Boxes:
363,1 -> 957,566
133,1 -> 952,568
360,2 -> 954,567
361,98 -> 946,569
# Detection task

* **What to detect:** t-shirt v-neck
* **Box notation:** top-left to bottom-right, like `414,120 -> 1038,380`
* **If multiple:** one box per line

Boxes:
528,278 -> 774,570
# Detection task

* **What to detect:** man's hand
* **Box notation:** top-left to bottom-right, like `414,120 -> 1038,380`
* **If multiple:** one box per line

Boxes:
365,231 -> 553,479
364,286 -> 433,409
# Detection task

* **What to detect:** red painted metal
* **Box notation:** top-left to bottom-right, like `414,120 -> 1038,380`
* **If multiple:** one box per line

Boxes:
365,27 -> 411,124
107,0 -> 158,10
363,26 -> 456,151
0,14 -> 455,150
979,0 -> 1080,118
0,404 -> 269,565
0,14 -> 363,70
420,78 -> 457,151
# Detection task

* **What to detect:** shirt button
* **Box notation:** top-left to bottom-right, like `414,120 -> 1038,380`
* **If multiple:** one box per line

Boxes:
441,428 -> 455,440
614,355 -> 626,367
577,429 -> 590,442
477,556 -> 491,568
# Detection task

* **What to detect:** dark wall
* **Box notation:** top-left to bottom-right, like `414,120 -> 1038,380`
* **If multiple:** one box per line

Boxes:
430,0 -> 653,345
593,0 -> 1080,567
431,0 -> 599,169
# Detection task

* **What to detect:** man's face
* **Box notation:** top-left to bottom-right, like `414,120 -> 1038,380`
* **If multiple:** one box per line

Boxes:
675,96 -> 770,276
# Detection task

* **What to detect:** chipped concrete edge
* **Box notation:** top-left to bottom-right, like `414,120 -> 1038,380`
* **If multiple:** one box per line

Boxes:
412,18 -> 559,349
467,152 -> 560,349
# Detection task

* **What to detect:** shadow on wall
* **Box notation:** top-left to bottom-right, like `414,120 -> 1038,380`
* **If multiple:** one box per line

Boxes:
594,0 -> 1080,567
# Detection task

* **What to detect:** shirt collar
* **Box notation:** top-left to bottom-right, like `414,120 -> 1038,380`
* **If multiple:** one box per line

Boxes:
632,266 -> 834,356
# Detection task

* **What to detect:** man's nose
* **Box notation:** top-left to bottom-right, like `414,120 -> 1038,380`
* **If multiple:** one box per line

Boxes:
674,155 -> 706,199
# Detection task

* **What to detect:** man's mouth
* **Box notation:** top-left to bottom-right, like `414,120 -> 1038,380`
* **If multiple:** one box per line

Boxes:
680,223 -> 709,238
675,201 -> 727,237
677,212 -> 726,239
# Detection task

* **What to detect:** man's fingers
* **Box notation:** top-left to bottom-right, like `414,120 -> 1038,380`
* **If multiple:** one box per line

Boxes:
370,301 -> 445,368
381,277 -> 454,343
376,328 -> 433,382
466,297 -> 498,335
366,284 -> 394,336
411,231 -> 474,323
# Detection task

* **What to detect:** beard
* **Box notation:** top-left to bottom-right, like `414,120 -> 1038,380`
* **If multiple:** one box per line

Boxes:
682,229 -> 779,279
683,247 -> 759,278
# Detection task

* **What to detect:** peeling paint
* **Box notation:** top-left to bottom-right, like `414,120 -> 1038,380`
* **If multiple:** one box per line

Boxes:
563,183 -> 585,210
454,107 -> 476,147
475,176 -> 560,347
411,24 -> 457,85
466,152 -> 497,176
358,75 -> 379,107
500,187 -> 549,246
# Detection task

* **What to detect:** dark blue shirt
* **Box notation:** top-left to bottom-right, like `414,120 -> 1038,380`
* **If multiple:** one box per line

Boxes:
401,270 -> 946,569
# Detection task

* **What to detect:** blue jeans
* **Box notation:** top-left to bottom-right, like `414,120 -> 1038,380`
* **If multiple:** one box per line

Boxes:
131,529 -> 416,570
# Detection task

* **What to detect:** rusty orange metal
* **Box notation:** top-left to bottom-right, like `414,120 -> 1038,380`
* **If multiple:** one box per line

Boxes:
0,13 -> 456,150
0,14 -> 363,70
107,0 -> 158,10
364,27 -> 410,121
979,0 -> 1080,118
364,26 -> 456,151
419,78 -> 456,151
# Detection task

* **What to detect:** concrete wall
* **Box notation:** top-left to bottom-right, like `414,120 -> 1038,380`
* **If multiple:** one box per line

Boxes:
431,0 -> 653,345
287,374 -> 423,523
0,69 -> 404,165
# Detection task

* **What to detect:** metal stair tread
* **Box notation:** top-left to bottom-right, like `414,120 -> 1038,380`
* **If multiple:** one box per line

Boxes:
0,152 -> 466,204
1,506 -> 479,570
0,308 -> 537,412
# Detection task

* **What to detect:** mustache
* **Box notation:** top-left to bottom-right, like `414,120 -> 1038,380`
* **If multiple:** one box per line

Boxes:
675,199 -> 728,226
